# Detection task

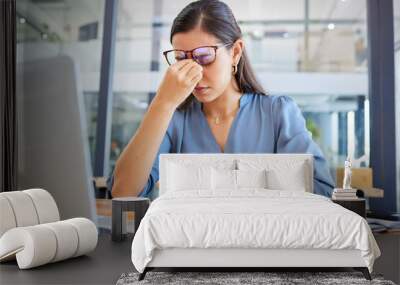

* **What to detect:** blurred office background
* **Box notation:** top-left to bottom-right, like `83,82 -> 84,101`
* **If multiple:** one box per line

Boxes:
14,0 -> 400,212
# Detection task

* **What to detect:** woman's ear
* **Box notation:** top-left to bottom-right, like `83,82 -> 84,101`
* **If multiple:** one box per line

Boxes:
232,39 -> 244,65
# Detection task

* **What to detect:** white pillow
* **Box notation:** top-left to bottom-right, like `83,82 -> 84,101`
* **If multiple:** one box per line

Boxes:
266,166 -> 306,191
237,159 -> 308,191
211,168 -> 237,190
167,161 -> 212,191
211,168 -> 268,190
236,169 -> 268,188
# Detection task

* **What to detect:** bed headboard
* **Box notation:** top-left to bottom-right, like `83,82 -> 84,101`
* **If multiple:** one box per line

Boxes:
159,153 -> 314,195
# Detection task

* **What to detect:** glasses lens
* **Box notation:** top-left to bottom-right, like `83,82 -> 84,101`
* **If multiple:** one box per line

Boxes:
166,50 -> 186,65
192,47 -> 215,65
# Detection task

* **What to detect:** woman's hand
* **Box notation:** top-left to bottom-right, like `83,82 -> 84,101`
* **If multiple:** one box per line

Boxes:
155,59 -> 203,109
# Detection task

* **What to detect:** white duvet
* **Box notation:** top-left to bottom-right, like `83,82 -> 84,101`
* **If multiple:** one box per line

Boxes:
131,189 -> 380,273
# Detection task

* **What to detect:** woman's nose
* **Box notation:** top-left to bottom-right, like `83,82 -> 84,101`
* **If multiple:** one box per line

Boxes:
185,52 -> 193,60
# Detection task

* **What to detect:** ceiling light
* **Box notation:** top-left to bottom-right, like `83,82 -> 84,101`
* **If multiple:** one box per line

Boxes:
19,18 -> 26,24
328,23 -> 335,30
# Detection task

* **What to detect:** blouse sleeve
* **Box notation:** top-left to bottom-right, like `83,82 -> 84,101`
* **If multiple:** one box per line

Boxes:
272,95 -> 335,197
107,127 -> 173,199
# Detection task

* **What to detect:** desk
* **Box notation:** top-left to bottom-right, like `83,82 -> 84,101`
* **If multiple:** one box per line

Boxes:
0,231 -> 133,285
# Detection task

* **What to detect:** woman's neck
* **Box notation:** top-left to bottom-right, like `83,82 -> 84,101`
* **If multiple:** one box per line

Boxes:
202,90 -> 242,118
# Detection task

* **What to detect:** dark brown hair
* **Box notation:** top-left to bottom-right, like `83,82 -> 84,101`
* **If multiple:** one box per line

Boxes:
170,0 -> 267,110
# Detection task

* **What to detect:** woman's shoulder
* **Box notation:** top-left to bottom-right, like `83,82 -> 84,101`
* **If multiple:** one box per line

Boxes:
255,93 -> 296,104
250,93 -> 298,112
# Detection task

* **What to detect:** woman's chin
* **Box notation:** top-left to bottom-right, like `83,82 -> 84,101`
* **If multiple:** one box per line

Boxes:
193,92 -> 215,103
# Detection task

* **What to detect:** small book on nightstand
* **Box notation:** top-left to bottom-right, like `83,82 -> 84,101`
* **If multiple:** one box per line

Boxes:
332,188 -> 358,200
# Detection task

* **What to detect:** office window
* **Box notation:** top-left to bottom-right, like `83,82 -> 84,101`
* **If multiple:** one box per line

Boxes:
109,0 -> 155,176
239,0 -> 369,172
16,0 -> 105,178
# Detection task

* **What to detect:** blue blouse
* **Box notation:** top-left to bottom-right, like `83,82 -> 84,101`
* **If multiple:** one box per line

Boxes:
108,93 -> 335,199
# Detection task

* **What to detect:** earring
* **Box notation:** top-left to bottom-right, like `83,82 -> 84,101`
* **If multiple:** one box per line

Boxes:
232,64 -> 237,75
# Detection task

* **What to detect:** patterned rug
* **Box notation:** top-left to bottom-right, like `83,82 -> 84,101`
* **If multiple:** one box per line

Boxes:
116,271 -> 396,285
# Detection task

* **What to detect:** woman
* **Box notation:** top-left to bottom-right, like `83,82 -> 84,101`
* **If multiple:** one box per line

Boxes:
110,0 -> 335,199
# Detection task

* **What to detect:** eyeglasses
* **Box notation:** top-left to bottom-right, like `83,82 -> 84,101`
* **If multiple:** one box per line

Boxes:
163,43 -> 230,66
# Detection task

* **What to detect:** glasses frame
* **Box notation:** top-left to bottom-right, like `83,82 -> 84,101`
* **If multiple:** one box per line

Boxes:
162,43 -> 230,66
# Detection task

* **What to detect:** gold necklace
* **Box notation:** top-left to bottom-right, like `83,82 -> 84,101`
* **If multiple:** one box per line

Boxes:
206,108 -> 238,125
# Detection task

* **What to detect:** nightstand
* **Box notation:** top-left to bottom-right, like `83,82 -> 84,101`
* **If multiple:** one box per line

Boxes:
111,197 -> 150,241
332,198 -> 366,218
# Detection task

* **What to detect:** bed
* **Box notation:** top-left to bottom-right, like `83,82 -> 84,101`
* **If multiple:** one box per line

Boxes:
131,154 -> 381,281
